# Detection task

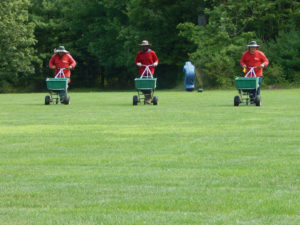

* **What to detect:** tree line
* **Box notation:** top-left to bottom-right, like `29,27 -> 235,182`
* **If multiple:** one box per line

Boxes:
0,0 -> 299,92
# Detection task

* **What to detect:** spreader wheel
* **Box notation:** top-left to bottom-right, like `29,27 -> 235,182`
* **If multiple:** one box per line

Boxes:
64,95 -> 70,105
133,95 -> 138,105
255,95 -> 261,106
152,96 -> 158,105
45,96 -> 50,105
234,96 -> 240,106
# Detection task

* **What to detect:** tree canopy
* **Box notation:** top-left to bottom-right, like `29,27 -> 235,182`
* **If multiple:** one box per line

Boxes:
0,0 -> 299,92
178,0 -> 300,87
0,0 -> 36,92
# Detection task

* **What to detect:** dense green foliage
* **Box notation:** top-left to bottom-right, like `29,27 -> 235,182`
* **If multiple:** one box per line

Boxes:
0,0 -> 36,92
178,0 -> 300,87
1,90 -> 300,224
0,0 -> 299,91
27,0 -> 203,90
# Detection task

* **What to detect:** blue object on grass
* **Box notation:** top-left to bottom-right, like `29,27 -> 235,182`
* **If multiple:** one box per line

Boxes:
183,61 -> 195,91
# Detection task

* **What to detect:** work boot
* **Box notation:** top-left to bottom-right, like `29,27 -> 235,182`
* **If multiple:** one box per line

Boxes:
144,98 -> 151,104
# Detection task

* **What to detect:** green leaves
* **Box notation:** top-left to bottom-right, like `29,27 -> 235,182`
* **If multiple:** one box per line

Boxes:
266,29 -> 300,83
1,0 -> 299,91
0,0 -> 36,91
178,0 -> 300,87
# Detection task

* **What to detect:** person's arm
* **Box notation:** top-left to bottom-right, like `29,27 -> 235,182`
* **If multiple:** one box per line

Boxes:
259,52 -> 269,68
240,52 -> 247,68
49,55 -> 56,69
152,51 -> 158,66
135,52 -> 141,67
68,54 -> 76,69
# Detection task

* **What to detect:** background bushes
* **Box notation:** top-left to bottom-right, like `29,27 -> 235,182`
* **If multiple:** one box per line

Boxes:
0,0 -> 299,92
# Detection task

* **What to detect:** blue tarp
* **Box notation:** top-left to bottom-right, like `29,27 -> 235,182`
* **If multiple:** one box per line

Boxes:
183,61 -> 195,91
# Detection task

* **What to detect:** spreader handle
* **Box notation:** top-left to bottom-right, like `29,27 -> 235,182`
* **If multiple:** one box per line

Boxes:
140,64 -> 155,78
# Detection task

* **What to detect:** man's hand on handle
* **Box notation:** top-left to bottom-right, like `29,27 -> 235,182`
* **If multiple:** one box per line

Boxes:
242,64 -> 264,69
52,65 -> 73,69
136,63 -> 157,67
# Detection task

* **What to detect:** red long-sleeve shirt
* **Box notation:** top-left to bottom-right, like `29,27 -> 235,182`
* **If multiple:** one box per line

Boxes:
240,50 -> 269,77
135,49 -> 158,75
49,53 -> 76,83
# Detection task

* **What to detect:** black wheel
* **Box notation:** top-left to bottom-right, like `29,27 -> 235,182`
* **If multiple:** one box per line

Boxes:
255,95 -> 261,106
64,95 -> 70,105
133,95 -> 138,105
45,96 -> 50,105
152,96 -> 158,105
234,96 -> 240,106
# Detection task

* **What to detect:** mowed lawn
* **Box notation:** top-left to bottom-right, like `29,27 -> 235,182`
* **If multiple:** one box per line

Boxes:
0,89 -> 299,225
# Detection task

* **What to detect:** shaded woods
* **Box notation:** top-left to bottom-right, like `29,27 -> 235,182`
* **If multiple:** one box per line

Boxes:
0,0 -> 299,92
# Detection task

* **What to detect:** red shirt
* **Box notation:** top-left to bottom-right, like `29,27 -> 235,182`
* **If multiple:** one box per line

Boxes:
135,49 -> 158,75
49,53 -> 76,83
240,50 -> 269,77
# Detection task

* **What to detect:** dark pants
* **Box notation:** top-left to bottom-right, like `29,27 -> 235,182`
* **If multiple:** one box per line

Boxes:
251,77 -> 262,97
142,90 -> 152,100
60,90 -> 65,102
257,77 -> 262,95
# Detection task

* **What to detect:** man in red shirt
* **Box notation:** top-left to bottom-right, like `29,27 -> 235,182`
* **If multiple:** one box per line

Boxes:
49,46 -> 76,102
240,41 -> 269,97
135,40 -> 159,103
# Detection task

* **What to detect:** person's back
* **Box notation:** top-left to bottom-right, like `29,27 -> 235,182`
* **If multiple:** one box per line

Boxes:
184,61 -> 195,91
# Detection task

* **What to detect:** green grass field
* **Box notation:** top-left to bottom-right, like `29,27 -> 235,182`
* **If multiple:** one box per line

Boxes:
0,90 -> 299,225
